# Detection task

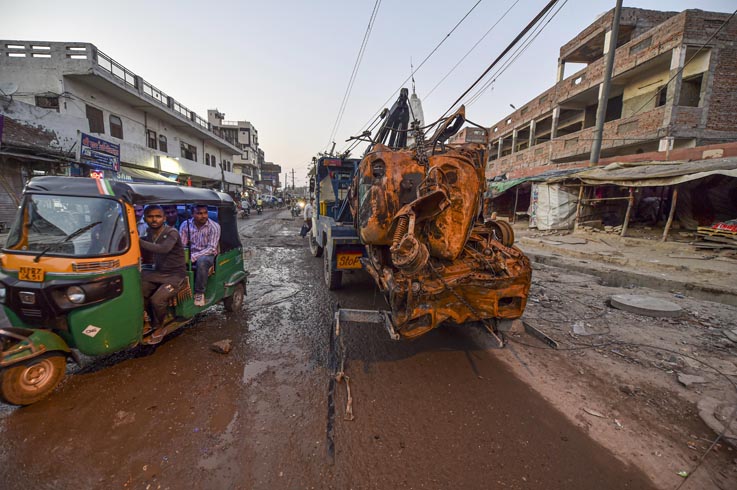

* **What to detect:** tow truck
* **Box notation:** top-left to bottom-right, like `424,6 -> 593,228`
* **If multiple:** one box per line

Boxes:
308,155 -> 364,290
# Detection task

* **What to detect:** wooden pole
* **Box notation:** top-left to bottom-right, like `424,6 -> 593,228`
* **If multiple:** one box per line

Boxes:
512,186 -> 520,223
620,187 -> 634,237
662,186 -> 679,242
574,184 -> 584,230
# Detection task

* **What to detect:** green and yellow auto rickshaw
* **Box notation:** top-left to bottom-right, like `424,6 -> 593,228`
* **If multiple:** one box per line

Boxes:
0,176 -> 248,405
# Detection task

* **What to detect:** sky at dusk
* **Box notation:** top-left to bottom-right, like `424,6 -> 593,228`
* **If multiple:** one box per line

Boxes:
5,0 -> 735,185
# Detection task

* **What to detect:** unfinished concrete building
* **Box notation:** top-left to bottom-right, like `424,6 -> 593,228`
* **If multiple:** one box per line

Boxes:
486,7 -> 737,180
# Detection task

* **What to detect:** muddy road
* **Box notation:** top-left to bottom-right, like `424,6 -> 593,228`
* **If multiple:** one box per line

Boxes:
0,208 -> 656,489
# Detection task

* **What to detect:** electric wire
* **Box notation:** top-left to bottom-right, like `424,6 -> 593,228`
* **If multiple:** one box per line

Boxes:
324,0 -> 382,153
465,0 -> 568,108
339,0 -> 485,154
424,0 -> 521,101
441,0 -> 560,119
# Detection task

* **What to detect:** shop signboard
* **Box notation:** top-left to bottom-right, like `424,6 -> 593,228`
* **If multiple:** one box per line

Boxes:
80,133 -> 120,171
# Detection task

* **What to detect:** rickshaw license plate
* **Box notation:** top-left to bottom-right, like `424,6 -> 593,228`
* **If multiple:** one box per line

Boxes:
337,253 -> 362,269
19,267 -> 44,282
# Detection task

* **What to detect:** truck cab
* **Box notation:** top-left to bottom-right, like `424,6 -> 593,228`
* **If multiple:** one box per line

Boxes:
308,156 -> 364,289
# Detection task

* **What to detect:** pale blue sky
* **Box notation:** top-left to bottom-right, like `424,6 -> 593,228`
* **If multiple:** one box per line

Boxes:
4,0 -> 735,183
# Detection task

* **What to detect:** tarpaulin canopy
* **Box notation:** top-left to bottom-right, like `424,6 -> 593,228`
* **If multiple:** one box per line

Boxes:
547,157 -> 737,187
487,168 -> 583,198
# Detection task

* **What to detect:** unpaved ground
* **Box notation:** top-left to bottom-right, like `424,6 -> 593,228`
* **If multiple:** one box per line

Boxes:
0,209 -> 663,489
499,259 -> 737,489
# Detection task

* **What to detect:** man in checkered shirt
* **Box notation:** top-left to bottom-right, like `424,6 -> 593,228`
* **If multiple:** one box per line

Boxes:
180,204 -> 221,307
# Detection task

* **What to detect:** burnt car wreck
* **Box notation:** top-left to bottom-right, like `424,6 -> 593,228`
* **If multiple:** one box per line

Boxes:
348,89 -> 532,339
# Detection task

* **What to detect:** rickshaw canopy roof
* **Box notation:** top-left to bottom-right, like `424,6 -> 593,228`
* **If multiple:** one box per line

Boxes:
25,176 -> 235,207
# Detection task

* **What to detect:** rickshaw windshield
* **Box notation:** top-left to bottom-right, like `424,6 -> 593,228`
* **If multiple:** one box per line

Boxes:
4,195 -> 129,257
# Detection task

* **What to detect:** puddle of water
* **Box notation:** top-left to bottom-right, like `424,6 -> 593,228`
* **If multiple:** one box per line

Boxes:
242,359 -> 280,384
197,411 -> 239,471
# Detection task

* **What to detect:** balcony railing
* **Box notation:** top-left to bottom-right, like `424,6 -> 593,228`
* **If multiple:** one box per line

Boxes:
97,50 -> 137,89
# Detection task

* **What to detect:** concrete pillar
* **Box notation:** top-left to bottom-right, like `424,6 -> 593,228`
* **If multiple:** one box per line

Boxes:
511,129 -> 518,154
551,107 -> 560,139
662,45 -> 687,128
556,58 -> 566,83
529,120 -> 536,148
497,137 -> 503,159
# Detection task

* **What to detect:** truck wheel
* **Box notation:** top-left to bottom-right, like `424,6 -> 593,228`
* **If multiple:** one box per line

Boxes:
223,283 -> 245,312
0,354 -> 67,406
309,233 -> 323,258
324,252 -> 342,290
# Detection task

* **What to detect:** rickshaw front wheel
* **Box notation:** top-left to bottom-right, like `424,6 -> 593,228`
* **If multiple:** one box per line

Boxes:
0,354 -> 67,406
223,283 -> 245,312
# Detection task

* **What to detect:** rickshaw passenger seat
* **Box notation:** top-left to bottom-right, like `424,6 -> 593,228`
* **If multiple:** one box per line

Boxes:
168,276 -> 192,307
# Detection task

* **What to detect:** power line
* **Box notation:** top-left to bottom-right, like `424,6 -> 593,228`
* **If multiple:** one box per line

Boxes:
441,0 -> 561,119
465,0 -> 568,108
324,0 -> 382,152
340,0 -> 485,154
424,0 -> 521,101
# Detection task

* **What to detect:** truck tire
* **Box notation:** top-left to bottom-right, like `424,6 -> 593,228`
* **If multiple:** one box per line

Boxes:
0,354 -> 67,406
324,252 -> 342,290
309,233 -> 323,258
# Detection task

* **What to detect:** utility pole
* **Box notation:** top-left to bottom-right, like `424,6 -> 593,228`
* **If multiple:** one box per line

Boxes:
589,0 -> 623,166
291,168 -> 295,190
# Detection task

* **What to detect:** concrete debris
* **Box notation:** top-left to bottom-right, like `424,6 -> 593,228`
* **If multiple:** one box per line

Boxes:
677,373 -> 706,387
583,408 -> 606,418
609,294 -> 682,318
723,329 -> 737,344
211,339 -> 232,354
697,397 -> 737,448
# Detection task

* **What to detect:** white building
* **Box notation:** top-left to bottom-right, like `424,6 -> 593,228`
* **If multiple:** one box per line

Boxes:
0,40 -> 244,209
207,110 -> 260,196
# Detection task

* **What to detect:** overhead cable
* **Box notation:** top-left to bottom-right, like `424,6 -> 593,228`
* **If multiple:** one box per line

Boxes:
441,0 -> 560,119
341,0 -> 485,153
465,0 -> 567,107
324,0 -> 382,152
424,0 -> 521,101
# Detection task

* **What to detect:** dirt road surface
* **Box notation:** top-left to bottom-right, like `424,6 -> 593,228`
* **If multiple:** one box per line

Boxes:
3,208 -> 722,489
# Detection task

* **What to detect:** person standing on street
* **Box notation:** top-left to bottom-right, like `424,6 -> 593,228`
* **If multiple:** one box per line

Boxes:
180,204 -> 221,307
139,205 -> 187,342
134,204 -> 147,236
300,197 -> 315,238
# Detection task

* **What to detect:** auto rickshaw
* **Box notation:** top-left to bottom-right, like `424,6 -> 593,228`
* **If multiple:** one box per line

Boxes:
0,176 -> 248,405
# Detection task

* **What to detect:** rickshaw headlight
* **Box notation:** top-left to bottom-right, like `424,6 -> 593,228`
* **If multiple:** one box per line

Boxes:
0,285 -> 6,304
66,286 -> 86,304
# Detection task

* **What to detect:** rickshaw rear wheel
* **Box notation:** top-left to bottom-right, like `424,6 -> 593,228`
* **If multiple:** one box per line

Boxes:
0,354 -> 67,406
224,283 -> 245,312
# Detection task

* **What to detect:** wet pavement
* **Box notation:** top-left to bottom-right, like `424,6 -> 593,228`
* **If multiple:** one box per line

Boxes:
0,208 -> 657,489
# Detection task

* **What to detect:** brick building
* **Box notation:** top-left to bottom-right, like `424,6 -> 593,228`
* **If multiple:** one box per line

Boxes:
486,7 -> 737,180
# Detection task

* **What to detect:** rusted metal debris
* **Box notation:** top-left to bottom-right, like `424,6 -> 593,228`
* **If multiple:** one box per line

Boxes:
350,105 -> 532,339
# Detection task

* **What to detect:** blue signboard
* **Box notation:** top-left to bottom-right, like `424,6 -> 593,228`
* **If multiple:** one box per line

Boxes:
80,133 -> 120,171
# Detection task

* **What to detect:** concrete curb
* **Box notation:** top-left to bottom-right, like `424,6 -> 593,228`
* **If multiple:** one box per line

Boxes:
526,250 -> 737,307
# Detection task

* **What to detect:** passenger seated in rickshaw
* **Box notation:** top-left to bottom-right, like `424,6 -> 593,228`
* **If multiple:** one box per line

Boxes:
162,204 -> 185,230
139,205 -> 187,342
179,204 -> 221,307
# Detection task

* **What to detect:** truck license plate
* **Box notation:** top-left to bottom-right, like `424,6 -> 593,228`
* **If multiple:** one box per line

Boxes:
336,253 -> 362,269
19,266 -> 45,282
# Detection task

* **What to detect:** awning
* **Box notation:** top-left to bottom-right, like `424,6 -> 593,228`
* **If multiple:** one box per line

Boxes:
116,167 -> 178,184
547,157 -> 737,187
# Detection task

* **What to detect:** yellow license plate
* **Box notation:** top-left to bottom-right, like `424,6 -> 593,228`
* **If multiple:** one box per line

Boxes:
19,266 -> 45,282
337,253 -> 362,269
